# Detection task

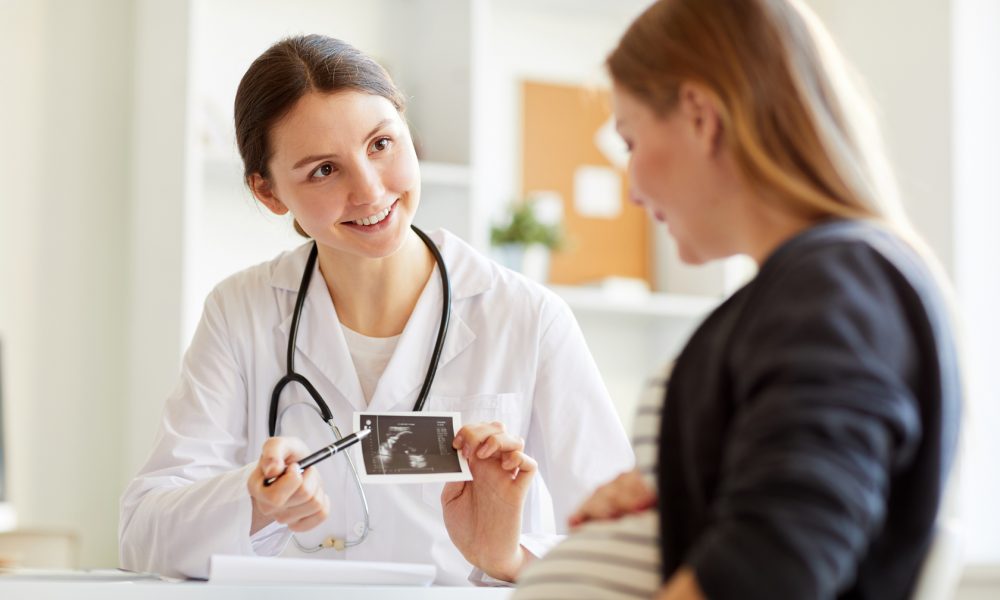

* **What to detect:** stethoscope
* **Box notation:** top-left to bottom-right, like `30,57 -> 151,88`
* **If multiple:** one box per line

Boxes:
267,224 -> 451,552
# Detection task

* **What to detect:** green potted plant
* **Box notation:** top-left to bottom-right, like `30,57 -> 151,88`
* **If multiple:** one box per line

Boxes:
490,197 -> 564,282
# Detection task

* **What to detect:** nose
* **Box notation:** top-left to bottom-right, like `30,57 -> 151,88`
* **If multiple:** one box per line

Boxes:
348,160 -> 385,206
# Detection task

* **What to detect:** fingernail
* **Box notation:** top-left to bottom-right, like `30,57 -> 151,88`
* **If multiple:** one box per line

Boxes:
453,435 -> 463,449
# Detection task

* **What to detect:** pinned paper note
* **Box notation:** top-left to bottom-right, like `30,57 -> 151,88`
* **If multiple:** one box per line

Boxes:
573,165 -> 622,219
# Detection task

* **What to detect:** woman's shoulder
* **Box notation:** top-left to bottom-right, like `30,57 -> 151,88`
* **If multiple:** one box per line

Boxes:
761,219 -> 936,292
746,219 -> 948,323
729,219 -> 956,379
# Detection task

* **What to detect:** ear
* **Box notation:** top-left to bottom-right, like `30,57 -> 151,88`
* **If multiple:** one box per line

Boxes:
677,82 -> 724,157
249,173 -> 289,216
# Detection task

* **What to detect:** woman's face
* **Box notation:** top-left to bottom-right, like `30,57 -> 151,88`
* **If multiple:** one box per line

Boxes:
611,83 -> 733,265
258,90 -> 420,260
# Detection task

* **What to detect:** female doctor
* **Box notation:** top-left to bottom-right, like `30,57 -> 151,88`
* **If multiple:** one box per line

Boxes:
118,34 -> 633,584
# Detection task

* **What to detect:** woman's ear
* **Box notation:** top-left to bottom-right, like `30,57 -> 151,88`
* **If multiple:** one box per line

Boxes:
249,173 -> 288,216
677,82 -> 724,157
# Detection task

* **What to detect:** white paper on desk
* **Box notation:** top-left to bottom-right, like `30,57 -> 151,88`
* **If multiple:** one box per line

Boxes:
208,555 -> 435,586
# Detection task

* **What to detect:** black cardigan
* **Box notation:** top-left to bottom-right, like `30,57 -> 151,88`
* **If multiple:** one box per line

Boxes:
658,220 -> 961,599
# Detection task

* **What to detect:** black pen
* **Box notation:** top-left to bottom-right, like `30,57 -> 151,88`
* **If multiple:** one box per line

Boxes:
263,428 -> 371,487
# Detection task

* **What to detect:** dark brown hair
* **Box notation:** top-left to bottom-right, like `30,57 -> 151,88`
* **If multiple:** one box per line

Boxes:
234,35 -> 406,236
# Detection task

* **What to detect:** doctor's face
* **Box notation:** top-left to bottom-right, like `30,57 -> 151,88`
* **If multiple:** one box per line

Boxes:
257,90 -> 420,260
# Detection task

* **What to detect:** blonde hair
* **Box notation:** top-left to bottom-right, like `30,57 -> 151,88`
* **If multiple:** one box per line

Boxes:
609,1 -> 966,470
607,0 -> 913,236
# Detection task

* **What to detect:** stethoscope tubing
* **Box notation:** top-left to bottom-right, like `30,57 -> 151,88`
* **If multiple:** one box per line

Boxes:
263,225 -> 450,551
267,224 -> 451,437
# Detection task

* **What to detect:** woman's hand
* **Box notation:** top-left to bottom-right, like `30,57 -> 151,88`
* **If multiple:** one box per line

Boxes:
246,436 -> 330,536
654,567 -> 706,600
568,469 -> 656,529
441,421 -> 537,582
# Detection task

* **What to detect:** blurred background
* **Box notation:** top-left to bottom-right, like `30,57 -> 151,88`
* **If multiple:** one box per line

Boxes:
0,0 -> 997,596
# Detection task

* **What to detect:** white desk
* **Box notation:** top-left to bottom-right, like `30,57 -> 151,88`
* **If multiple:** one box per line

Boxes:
0,580 -> 514,599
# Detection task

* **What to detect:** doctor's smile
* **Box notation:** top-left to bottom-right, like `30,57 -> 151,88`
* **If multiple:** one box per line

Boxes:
340,198 -> 400,232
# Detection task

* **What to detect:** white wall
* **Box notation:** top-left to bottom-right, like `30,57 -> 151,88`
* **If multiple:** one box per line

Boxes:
123,0 -> 195,486
952,0 -> 1000,567
0,0 -> 46,529
806,0 -> 954,274
0,0 -> 134,567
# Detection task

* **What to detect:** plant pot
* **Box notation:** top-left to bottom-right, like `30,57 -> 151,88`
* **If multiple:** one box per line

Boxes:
492,243 -> 551,283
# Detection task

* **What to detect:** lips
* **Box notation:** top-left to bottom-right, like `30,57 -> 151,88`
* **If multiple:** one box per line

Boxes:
341,199 -> 399,226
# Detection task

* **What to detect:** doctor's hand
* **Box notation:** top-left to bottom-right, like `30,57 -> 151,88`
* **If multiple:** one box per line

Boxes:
567,469 -> 656,529
442,421 -> 537,583
247,436 -> 330,536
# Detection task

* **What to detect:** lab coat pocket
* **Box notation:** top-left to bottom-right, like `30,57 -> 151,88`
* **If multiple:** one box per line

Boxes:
425,392 -> 524,434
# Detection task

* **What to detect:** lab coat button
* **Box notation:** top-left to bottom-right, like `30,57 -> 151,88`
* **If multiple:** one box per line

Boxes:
353,521 -> 366,537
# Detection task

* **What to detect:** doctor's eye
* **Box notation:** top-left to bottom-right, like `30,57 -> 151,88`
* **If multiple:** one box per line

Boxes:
369,137 -> 392,154
310,163 -> 336,179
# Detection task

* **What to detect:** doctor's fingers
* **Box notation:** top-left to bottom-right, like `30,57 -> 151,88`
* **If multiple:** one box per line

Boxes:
474,430 -> 526,461
258,436 -> 310,478
453,420 -> 507,453
499,449 -> 538,477
248,466 -> 300,514
282,465 -> 326,509
454,422 -> 523,459
275,486 -> 330,532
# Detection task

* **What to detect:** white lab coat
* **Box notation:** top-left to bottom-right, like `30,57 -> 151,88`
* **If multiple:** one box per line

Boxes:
119,229 -> 633,584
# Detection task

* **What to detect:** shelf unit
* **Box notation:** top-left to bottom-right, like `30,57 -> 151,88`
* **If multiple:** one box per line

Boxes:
549,285 -> 719,320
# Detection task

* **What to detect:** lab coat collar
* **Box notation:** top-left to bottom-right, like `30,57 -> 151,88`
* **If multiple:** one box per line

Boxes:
366,261 -> 476,412
267,229 -> 496,301
276,249 -> 367,412
427,228 -> 495,301
271,229 -> 493,412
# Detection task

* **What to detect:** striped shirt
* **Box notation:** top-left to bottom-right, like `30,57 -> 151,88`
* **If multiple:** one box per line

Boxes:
513,363 -> 672,599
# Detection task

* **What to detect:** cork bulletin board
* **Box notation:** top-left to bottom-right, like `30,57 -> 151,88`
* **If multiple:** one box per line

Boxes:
521,80 -> 652,287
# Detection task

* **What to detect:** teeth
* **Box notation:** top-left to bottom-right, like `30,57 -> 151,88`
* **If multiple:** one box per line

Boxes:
354,205 -> 391,226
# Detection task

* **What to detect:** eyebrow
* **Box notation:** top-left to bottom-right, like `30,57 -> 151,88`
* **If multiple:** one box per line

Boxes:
291,118 -> 394,169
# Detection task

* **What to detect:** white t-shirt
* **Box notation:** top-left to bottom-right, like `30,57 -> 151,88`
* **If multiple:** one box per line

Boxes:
340,325 -> 401,405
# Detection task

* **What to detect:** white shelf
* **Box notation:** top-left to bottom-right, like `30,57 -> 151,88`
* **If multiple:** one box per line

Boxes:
419,161 -> 471,186
548,284 -> 720,320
